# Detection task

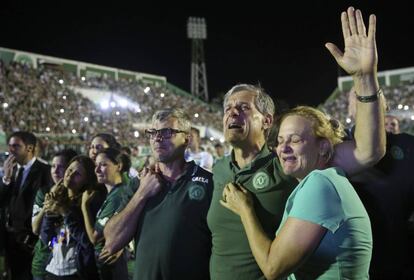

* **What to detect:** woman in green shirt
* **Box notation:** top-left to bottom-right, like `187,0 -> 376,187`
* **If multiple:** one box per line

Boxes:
82,148 -> 130,280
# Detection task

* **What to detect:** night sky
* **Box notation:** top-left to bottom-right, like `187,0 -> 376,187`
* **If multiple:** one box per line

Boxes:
1,2 -> 413,107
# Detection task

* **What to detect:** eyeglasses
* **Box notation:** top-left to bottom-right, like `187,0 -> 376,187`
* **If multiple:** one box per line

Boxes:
145,128 -> 187,140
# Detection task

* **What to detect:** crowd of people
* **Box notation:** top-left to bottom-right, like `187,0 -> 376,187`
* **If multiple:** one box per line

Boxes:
0,6 -> 413,280
0,60 -> 223,160
321,82 -> 414,134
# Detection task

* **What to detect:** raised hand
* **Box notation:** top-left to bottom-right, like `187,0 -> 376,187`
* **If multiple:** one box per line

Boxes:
3,154 -> 17,182
325,7 -> 377,77
81,189 -> 96,207
43,192 -> 61,215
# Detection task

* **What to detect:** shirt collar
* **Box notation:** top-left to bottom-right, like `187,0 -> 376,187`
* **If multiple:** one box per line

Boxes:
17,157 -> 36,171
229,145 -> 274,172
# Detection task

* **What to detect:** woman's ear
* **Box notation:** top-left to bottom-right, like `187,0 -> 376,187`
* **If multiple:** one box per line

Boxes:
319,139 -> 331,159
117,162 -> 123,173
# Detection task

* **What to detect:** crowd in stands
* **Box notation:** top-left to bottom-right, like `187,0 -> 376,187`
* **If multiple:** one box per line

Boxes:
0,60 -> 223,160
320,83 -> 414,134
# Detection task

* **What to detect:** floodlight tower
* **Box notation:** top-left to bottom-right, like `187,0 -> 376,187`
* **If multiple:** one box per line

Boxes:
187,17 -> 209,102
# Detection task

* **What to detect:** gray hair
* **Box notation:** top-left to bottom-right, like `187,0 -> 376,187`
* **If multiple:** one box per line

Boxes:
152,108 -> 191,132
223,84 -> 275,117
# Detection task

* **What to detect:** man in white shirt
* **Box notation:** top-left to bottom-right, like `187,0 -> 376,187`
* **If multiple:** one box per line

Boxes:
185,127 -> 214,171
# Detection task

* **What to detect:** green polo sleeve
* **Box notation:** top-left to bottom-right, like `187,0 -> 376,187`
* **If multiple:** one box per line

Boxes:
94,190 -> 123,234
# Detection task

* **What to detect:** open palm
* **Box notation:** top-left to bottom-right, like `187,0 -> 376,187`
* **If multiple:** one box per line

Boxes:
326,7 -> 377,76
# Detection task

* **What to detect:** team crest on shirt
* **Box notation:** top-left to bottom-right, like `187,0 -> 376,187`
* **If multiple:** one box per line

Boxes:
390,145 -> 404,160
253,171 -> 269,190
98,217 -> 109,227
188,185 -> 206,201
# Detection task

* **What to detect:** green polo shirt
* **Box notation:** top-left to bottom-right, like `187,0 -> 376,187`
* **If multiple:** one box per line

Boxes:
94,183 -> 126,254
207,145 -> 297,280
133,161 -> 212,280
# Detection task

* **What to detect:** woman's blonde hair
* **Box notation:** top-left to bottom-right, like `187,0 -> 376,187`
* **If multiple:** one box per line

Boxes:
278,106 -> 345,161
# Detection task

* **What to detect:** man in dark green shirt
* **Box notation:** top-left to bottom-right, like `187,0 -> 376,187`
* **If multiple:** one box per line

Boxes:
101,108 -> 212,280
207,84 -> 298,279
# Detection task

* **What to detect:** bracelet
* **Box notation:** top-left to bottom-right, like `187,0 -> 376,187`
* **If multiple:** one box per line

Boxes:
355,88 -> 383,103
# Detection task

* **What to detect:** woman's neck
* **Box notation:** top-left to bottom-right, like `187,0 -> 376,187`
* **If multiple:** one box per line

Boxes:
105,175 -> 123,193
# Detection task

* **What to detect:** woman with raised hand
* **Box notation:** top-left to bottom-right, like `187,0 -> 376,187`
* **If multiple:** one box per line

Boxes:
221,106 -> 373,279
41,155 -> 102,280
82,148 -> 130,280
220,6 -> 384,279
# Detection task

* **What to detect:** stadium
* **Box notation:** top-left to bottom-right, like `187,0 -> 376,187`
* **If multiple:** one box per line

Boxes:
1,46 -> 413,160
0,4 -> 414,279
0,46 -> 225,164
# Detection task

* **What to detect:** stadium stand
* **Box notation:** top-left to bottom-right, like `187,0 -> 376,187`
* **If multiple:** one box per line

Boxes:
0,48 -> 224,160
320,80 -> 414,135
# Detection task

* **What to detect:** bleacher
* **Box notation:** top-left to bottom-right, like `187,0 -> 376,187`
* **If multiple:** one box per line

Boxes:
320,67 -> 414,135
0,47 -> 224,158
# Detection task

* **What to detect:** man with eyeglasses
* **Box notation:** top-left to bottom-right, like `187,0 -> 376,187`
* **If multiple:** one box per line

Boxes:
101,108 -> 212,280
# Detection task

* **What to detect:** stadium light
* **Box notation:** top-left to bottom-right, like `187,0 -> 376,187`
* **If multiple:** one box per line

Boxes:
134,131 -> 139,138
71,129 -> 77,134
119,99 -> 128,108
101,101 -> 109,110
83,117 -> 89,122
60,108 -> 65,113
187,17 -> 207,39
62,95 -> 67,100
116,111 -> 120,116
81,76 -> 86,81
398,104 -> 403,109
45,127 -> 50,132
346,117 -> 352,124
210,137 -> 215,141
194,113 -> 199,118
160,93 -> 165,98
144,87 -> 151,94
59,79 -> 64,84
2,103 -> 8,108
404,105 -> 409,110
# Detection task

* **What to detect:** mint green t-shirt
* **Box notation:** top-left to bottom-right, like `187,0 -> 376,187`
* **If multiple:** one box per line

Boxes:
281,167 -> 372,280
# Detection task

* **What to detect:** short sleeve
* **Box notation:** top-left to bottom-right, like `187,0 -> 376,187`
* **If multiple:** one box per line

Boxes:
289,173 -> 346,233
95,198 -> 119,234
32,189 -> 46,221
116,177 -> 140,213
